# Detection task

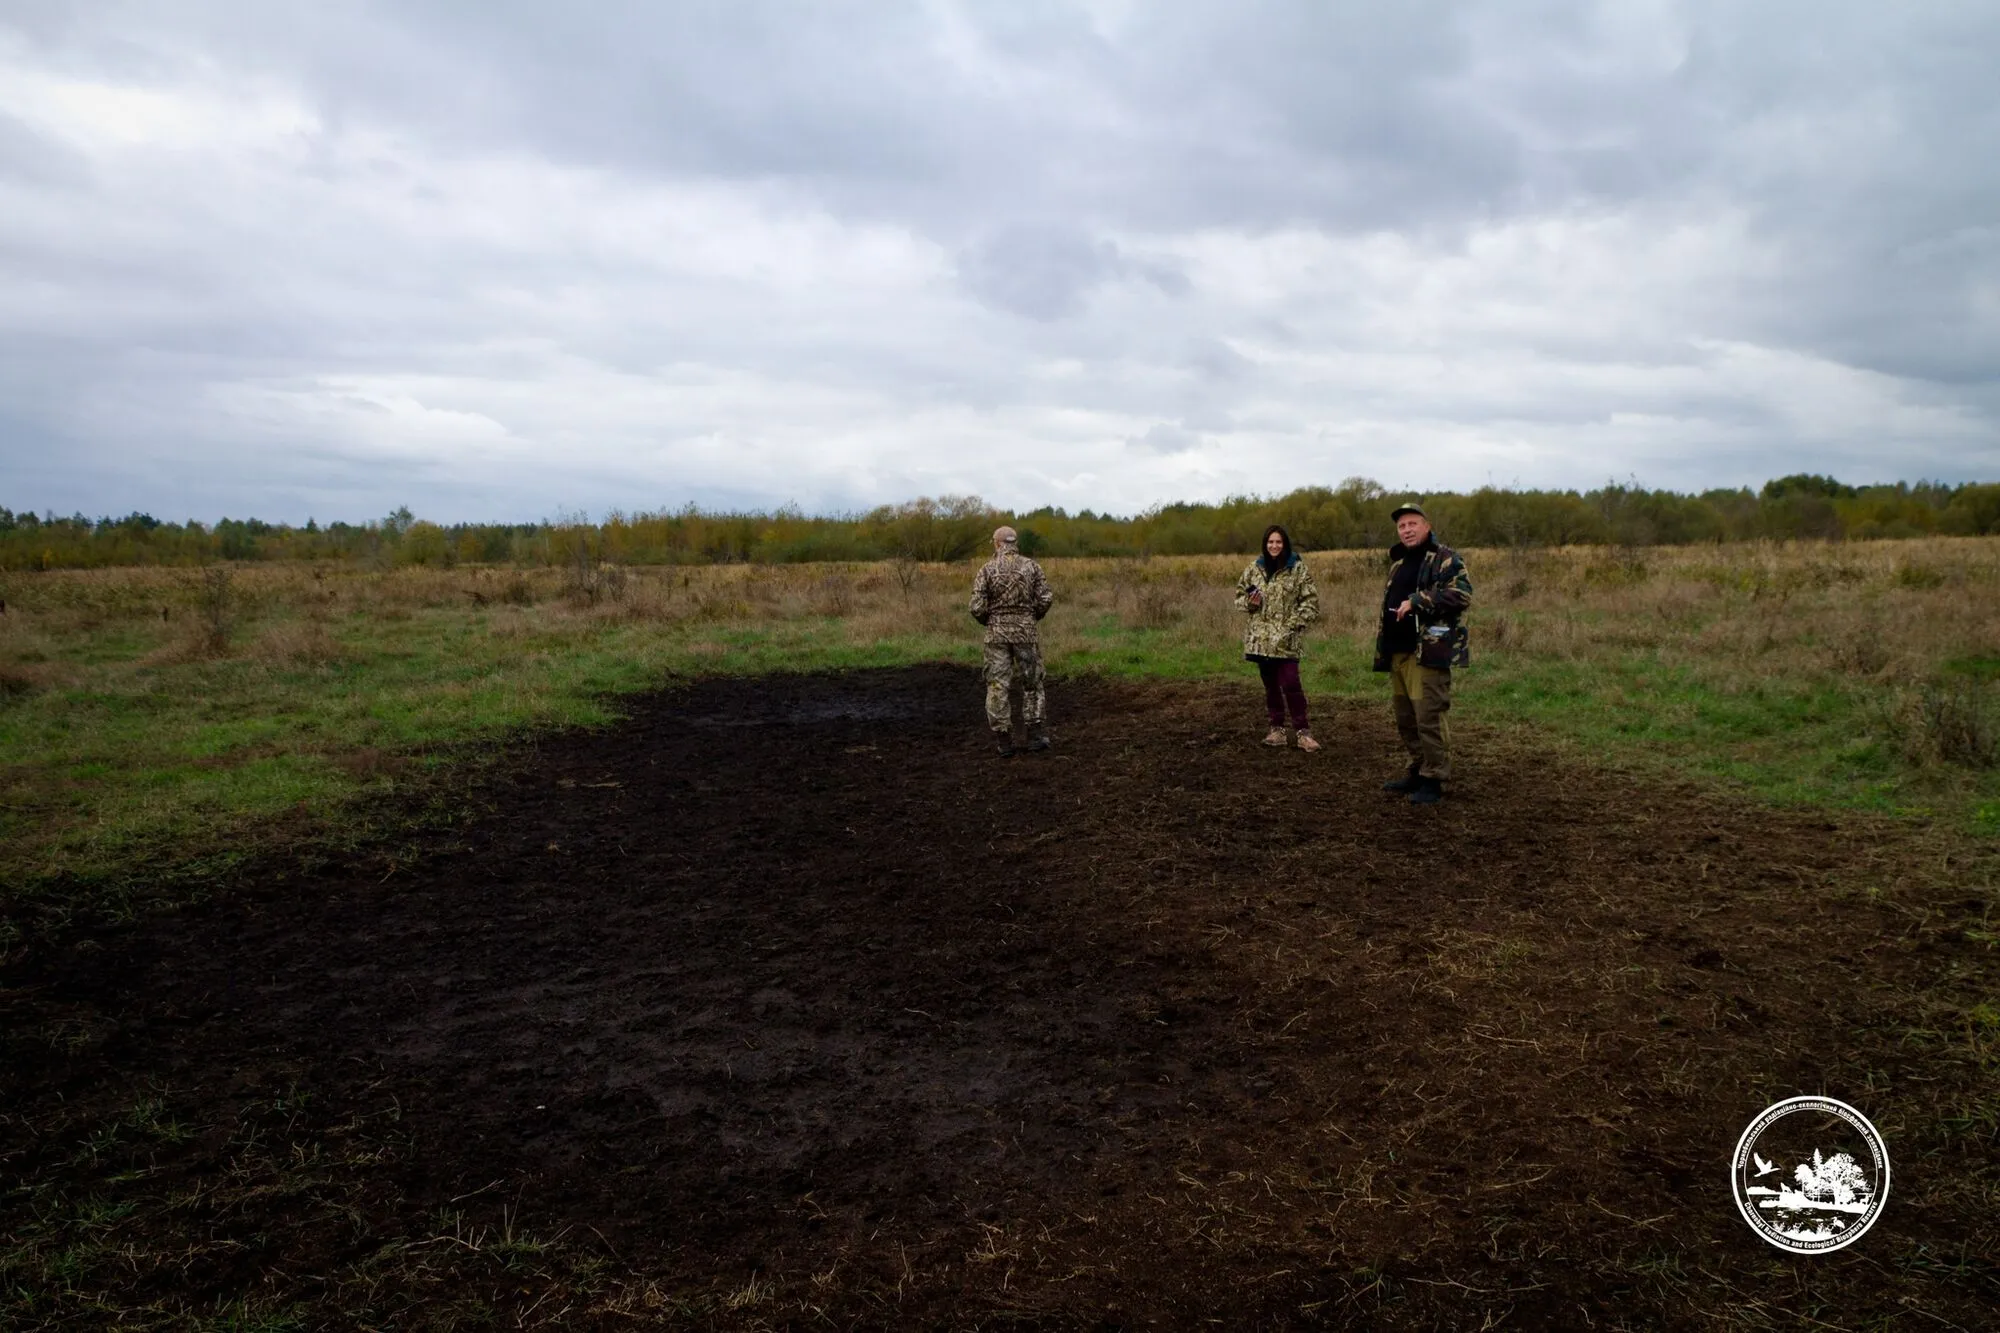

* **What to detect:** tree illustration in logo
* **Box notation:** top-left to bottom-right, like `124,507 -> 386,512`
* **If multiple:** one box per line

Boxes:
1794,1148 -> 1868,1206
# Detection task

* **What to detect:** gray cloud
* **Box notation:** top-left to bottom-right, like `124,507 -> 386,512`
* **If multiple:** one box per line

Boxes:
0,108 -> 85,185
1128,422 -> 1205,455
0,1 -> 1994,522
957,223 -> 1188,320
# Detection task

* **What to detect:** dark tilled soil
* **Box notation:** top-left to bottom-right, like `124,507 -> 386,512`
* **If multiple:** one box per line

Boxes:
4,664 -> 1998,1329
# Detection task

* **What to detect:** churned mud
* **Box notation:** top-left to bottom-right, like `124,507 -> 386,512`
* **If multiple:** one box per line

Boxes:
4,664 -> 1996,1328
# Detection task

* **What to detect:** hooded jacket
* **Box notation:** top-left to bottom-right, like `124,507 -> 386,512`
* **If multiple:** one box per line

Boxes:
1235,542 -> 1321,660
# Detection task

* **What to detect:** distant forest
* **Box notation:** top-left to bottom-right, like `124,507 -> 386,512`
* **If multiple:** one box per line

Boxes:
4,475 -> 1999,571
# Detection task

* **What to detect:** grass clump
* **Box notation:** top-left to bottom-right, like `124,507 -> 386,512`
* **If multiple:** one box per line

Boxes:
1897,680 -> 2000,769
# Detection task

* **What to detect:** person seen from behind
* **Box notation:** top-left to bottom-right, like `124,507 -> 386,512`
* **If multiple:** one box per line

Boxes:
969,525 -> 1055,757
1235,524 -> 1322,752
1374,502 -> 1473,804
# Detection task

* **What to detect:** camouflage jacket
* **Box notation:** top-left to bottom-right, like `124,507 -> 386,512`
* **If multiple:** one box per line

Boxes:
1234,554 -> 1321,659
970,550 -> 1054,645
1372,539 -> 1473,671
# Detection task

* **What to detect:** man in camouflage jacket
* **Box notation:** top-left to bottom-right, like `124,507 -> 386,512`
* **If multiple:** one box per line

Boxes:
969,526 -> 1056,756
1373,503 -> 1473,805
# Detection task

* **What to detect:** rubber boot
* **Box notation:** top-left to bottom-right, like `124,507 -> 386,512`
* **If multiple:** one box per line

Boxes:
1382,765 -> 1422,793
1407,776 -> 1444,805
993,731 -> 1015,758
1027,723 -> 1052,752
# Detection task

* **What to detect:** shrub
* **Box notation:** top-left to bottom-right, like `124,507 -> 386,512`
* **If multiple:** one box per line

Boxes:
194,567 -> 233,655
1130,582 -> 1184,629
1897,680 -> 1999,768
813,574 -> 854,618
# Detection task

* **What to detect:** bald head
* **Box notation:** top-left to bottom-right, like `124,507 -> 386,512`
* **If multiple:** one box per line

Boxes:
993,525 -> 1018,552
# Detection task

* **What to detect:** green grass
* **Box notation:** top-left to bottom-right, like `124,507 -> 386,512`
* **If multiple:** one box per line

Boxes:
1455,654 -> 1994,817
0,605 -> 997,943
5,552 -> 2000,955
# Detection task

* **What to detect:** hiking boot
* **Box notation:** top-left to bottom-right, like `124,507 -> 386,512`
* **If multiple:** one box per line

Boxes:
993,732 -> 1016,758
1027,723 -> 1052,751
1295,731 -> 1321,753
1407,776 -> 1444,805
1262,727 -> 1288,747
1382,766 -> 1422,793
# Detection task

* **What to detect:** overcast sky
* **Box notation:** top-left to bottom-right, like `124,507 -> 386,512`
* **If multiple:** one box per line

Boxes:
1,1 -> 1995,523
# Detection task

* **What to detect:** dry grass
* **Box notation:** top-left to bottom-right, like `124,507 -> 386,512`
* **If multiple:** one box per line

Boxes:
2,538 -> 1998,930
6,539 -> 1999,701
256,622 -> 345,667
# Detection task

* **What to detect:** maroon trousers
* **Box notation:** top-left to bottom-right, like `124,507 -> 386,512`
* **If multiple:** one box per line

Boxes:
1255,658 -> 1309,731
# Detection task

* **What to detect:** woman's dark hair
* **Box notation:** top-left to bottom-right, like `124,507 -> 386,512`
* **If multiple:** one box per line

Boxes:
1259,524 -> 1294,573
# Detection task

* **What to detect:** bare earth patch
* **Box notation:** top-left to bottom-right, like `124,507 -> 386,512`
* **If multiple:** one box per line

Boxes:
3,665 -> 1996,1328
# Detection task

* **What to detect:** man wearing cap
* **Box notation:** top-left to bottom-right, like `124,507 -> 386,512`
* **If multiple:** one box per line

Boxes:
970,525 -> 1056,757
1375,503 -> 1473,804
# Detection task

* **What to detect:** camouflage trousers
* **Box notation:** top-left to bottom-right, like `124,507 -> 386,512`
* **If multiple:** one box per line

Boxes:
1389,651 -> 1453,780
983,641 -> 1047,732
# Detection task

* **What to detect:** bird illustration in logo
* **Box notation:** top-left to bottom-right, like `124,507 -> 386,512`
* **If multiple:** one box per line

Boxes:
1754,1153 -> 1778,1177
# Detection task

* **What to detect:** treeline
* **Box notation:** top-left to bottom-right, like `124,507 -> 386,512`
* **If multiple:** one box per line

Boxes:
5,476 -> 2000,571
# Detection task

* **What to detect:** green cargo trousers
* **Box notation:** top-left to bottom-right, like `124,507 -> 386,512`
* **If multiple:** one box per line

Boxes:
1389,651 -> 1453,780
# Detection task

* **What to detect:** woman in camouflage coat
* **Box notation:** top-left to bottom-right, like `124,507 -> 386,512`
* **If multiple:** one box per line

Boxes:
1234,524 -> 1322,752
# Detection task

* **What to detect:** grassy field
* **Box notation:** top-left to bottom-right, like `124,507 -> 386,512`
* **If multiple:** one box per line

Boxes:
4,539 -> 1999,953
